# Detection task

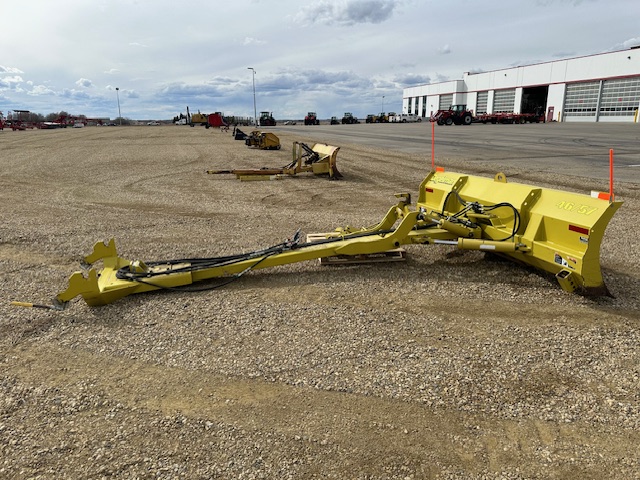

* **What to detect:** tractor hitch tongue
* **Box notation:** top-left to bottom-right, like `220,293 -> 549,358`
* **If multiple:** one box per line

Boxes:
12,170 -> 621,309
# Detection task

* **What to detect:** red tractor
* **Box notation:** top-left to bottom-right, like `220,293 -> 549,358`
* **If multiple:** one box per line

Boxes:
304,112 -> 320,125
430,104 -> 474,126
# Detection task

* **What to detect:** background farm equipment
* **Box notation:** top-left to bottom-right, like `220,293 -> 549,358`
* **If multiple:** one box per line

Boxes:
431,104 -> 474,125
376,112 -> 389,123
244,130 -> 281,150
5,110 -> 37,130
475,112 -> 544,124
341,112 -> 359,124
432,104 -> 545,125
25,167 -> 620,309
259,111 -> 276,126
181,108 -> 231,129
207,142 -> 341,181
305,112 -> 320,125
187,106 -> 208,127
365,113 -> 390,123
207,112 -> 229,130
233,127 -> 248,140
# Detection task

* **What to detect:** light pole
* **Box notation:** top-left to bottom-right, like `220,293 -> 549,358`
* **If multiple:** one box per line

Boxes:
115,87 -> 122,125
382,95 -> 385,114
247,67 -> 257,127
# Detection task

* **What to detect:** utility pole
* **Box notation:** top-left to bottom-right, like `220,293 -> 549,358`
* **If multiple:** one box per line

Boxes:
116,87 -> 122,125
247,68 -> 257,127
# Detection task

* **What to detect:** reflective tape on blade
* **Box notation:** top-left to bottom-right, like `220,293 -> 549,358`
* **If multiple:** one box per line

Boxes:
569,225 -> 590,235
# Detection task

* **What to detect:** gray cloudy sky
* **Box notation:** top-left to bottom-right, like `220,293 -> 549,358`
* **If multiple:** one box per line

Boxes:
2,0 -> 639,121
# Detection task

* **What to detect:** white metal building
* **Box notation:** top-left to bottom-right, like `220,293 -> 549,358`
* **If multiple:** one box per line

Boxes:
403,47 -> 640,123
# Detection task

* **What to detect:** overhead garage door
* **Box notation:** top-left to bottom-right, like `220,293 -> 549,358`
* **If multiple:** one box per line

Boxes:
599,76 -> 640,117
493,89 -> 515,113
563,81 -> 600,118
439,94 -> 453,110
476,91 -> 488,114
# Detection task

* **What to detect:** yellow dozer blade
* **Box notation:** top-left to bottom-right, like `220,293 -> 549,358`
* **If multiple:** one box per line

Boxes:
13,170 -> 621,309
415,171 -> 622,295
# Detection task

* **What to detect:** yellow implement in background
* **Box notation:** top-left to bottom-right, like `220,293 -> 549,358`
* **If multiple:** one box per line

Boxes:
14,170 -> 621,309
207,142 -> 342,180
244,130 -> 281,150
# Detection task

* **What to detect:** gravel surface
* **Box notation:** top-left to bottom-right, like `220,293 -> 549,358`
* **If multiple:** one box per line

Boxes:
1,125 -> 639,479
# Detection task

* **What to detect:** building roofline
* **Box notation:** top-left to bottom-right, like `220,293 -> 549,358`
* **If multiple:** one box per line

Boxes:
407,46 -> 640,89
465,47 -> 639,76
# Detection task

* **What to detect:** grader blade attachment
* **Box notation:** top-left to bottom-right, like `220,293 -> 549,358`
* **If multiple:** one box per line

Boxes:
12,169 -> 621,309
415,171 -> 622,295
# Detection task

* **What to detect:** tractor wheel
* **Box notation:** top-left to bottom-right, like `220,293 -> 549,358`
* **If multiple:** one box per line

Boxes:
445,117 -> 453,126
462,114 -> 472,125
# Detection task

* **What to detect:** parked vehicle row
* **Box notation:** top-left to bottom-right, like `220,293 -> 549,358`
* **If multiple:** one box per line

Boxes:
430,104 -> 544,125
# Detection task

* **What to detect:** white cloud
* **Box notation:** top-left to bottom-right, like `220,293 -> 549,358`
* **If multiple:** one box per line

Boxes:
0,75 -> 24,88
393,73 -> 431,87
296,0 -> 400,26
76,78 -> 94,88
0,65 -> 24,74
27,85 -> 55,96
61,88 -> 92,99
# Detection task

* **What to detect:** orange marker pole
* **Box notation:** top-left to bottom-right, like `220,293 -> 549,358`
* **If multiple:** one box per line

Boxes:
609,149 -> 614,201
431,120 -> 435,171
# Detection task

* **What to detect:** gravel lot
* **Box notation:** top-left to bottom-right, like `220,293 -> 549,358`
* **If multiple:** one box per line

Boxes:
1,125 -> 639,479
